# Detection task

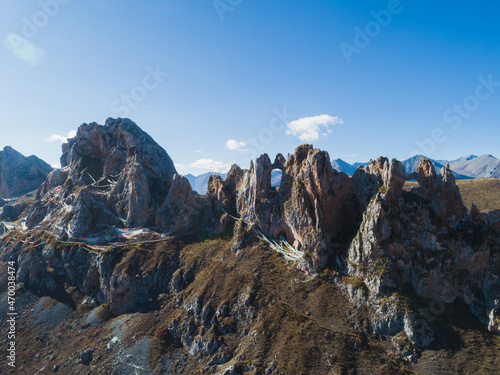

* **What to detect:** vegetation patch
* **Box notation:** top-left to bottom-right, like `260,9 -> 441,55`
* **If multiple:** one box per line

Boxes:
95,303 -> 114,322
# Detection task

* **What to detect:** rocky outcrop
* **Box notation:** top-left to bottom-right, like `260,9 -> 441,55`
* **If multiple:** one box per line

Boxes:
25,118 -> 179,238
345,157 -> 499,346
1,232 -> 180,316
206,149 -> 418,268
410,158 -> 467,219
2,119 -> 499,358
0,146 -> 52,198
207,145 -> 374,267
156,174 -> 204,232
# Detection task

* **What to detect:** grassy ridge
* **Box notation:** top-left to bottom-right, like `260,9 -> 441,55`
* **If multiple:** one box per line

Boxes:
404,178 -> 500,213
456,179 -> 500,213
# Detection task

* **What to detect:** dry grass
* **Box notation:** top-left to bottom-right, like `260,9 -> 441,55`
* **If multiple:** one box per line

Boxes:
456,179 -> 500,213
403,179 -> 500,213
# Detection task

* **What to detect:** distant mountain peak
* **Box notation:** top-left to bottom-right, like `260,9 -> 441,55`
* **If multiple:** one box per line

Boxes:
0,146 -> 53,198
331,154 -> 500,180
332,158 -> 358,175
184,171 -> 227,195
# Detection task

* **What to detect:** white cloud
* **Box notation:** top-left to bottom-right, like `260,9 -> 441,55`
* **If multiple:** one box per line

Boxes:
285,115 -> 343,142
191,159 -> 230,173
175,163 -> 189,174
176,159 -> 230,174
226,139 -> 248,151
196,150 -> 203,154
45,130 -> 77,143
3,33 -> 45,67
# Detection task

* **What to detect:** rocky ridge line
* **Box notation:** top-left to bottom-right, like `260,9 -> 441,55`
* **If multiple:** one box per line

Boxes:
1,119 -> 499,367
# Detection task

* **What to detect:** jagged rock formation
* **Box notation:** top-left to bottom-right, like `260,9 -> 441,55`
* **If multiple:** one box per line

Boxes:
26,118 -> 179,238
1,119 -> 499,373
208,145 -> 372,267
0,146 -> 52,198
156,174 -> 205,232
410,158 -> 467,219
346,158 -> 499,346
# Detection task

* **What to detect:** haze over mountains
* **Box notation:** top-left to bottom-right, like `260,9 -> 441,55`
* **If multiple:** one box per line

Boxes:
333,154 -> 500,180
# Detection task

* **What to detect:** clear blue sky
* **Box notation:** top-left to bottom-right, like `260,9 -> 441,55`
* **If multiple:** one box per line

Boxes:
1,0 -> 499,174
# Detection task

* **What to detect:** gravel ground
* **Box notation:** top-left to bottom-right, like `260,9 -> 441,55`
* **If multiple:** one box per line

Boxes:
32,298 -> 73,329
112,337 -> 152,375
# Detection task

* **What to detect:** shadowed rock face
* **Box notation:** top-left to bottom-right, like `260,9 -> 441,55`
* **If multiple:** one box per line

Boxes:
0,146 -> 53,198
156,174 -> 204,232
407,158 -> 467,220
345,158 -> 498,346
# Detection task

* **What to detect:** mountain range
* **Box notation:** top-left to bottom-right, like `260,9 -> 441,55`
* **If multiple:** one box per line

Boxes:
186,154 -> 498,196
1,143 -> 496,200
185,172 -> 227,195
333,154 -> 499,180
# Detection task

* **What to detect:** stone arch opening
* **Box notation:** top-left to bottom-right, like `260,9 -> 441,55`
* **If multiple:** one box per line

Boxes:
403,179 -> 421,192
270,168 -> 283,190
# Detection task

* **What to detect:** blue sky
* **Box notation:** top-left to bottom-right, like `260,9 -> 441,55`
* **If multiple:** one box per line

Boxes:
1,0 -> 499,174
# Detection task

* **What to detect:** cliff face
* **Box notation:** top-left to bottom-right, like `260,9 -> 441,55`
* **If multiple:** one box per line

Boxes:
26,118 -> 178,237
207,145 -> 373,268
0,146 -> 53,198
1,119 -> 499,372
346,172 -> 498,345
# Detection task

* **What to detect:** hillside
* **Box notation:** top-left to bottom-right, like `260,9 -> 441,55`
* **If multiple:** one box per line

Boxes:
456,179 -> 500,213
404,178 -> 500,213
1,231 -> 499,374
